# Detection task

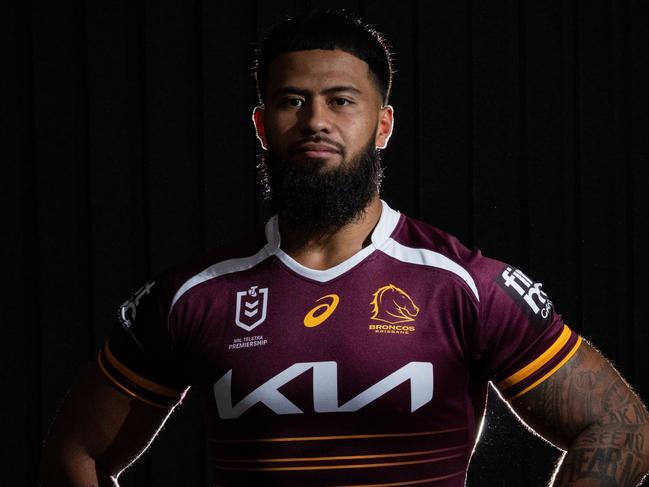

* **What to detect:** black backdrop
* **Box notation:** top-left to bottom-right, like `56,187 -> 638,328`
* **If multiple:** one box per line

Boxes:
4,0 -> 648,485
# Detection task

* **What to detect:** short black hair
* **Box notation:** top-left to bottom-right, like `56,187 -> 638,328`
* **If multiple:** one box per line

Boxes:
254,10 -> 394,106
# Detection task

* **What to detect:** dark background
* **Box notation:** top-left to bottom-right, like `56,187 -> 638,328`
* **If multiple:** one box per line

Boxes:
4,0 -> 648,485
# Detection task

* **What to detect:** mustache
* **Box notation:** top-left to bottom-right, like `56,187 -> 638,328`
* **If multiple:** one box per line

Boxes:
288,136 -> 345,155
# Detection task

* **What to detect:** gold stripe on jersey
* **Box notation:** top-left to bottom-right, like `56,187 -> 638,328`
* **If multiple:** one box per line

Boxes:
213,470 -> 466,487
497,325 -> 572,390
334,469 -> 466,486
210,427 -> 468,444
510,336 -> 582,400
102,342 -> 180,398
212,444 -> 466,463
97,351 -> 171,409
213,452 -> 466,471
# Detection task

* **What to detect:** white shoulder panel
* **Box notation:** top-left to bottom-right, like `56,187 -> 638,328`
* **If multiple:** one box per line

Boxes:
169,246 -> 273,314
381,238 -> 480,302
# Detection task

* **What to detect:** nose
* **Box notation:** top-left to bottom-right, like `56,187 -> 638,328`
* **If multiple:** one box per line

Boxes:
298,99 -> 332,135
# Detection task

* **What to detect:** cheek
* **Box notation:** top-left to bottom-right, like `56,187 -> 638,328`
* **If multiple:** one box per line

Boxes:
343,117 -> 378,151
265,114 -> 297,146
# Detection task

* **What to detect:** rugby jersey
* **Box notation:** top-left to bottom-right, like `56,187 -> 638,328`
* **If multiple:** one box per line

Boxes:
99,200 -> 581,486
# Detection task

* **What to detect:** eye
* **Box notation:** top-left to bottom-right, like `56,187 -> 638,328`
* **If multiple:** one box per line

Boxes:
332,98 -> 353,106
282,98 -> 304,108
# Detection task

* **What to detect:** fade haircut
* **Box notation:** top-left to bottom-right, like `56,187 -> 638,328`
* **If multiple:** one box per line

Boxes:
254,10 -> 394,106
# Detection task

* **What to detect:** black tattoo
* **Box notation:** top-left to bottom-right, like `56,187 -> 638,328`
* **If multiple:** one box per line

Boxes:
581,430 -> 646,455
557,446 -> 645,486
510,343 -> 649,486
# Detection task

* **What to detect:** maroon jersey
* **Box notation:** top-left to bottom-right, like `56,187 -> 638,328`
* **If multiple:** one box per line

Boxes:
99,200 -> 581,486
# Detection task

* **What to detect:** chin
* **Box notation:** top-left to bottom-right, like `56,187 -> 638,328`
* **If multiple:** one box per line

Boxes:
290,154 -> 343,171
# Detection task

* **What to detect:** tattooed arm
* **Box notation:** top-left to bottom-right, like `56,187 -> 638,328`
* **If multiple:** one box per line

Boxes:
509,341 -> 649,486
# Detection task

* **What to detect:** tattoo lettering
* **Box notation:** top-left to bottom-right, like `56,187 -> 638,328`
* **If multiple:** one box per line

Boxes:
557,446 -> 645,486
581,430 -> 646,455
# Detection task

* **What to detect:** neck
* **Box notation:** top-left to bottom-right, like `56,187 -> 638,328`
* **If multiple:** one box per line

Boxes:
278,196 -> 383,270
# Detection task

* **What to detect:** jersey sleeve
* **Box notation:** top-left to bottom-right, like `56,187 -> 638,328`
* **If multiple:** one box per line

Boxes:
472,258 -> 582,401
97,275 -> 190,408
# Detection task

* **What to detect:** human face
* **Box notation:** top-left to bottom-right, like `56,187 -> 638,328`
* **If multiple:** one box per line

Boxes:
261,132 -> 383,233
253,49 -> 393,170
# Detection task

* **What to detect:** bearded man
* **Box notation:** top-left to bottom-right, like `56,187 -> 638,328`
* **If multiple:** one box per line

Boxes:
40,10 -> 649,487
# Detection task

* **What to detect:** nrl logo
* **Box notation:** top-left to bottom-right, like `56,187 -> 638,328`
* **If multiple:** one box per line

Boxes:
370,284 -> 420,324
235,286 -> 268,332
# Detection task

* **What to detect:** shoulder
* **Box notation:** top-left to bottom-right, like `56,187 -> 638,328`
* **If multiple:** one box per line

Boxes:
389,213 -> 553,324
389,213 -> 474,261
134,231 -> 270,319
384,211 -> 507,305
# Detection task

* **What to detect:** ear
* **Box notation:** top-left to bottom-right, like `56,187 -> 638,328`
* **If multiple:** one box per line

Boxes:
375,105 -> 394,150
252,106 -> 268,150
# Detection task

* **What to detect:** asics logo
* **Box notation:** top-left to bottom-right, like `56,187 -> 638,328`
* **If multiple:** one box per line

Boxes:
303,294 -> 339,328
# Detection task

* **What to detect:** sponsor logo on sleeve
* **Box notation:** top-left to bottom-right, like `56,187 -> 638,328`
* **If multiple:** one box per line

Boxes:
497,266 -> 553,328
235,285 -> 269,332
118,280 -> 156,332
117,280 -> 155,349
368,284 -> 419,334
304,294 -> 340,328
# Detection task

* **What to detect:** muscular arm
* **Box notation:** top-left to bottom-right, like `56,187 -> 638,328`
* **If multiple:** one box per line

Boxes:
508,341 -> 649,486
40,362 -> 175,486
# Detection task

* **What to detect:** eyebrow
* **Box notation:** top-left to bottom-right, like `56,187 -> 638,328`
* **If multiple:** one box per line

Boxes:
271,85 -> 363,97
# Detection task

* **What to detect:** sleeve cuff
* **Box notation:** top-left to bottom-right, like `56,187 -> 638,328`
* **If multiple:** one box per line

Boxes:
97,342 -> 187,408
495,325 -> 582,400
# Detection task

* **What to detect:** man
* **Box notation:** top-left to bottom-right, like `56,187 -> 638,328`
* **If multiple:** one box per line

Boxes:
40,11 -> 649,486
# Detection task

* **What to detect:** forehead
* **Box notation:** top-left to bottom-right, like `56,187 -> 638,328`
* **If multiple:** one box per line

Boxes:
266,49 -> 376,96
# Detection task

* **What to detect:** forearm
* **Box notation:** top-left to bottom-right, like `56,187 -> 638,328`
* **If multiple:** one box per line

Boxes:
552,422 -> 649,486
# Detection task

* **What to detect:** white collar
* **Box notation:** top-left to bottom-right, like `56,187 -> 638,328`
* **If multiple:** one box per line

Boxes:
263,200 -> 401,282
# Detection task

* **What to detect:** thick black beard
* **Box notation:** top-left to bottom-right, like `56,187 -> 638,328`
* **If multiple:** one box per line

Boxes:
258,139 -> 384,234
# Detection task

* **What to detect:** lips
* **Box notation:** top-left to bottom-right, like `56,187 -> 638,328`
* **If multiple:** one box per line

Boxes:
293,143 -> 340,154
290,142 -> 341,160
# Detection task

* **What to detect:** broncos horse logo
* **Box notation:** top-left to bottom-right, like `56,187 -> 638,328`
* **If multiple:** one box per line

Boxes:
370,284 -> 420,324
